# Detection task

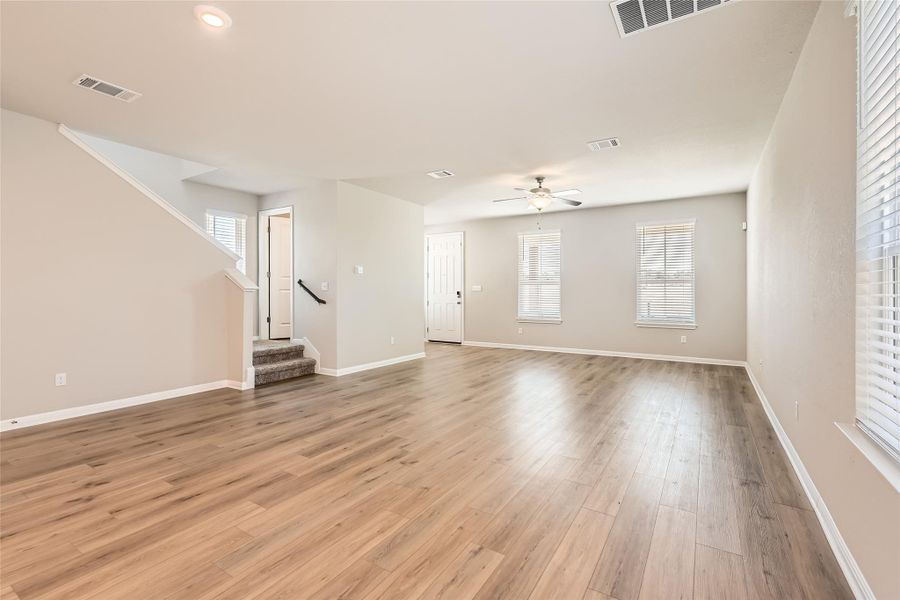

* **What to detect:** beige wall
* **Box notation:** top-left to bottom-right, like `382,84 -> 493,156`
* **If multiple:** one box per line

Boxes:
746,3 -> 898,598
1,109 -> 241,420
337,181 -> 424,368
76,133 -> 261,335
260,184 -> 339,368
427,192 -> 746,362
76,133 -> 260,284
260,182 -> 424,371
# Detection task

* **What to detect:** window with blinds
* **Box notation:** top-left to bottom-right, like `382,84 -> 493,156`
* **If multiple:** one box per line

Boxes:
205,210 -> 247,274
635,221 -> 696,327
855,0 -> 899,460
517,230 -> 561,322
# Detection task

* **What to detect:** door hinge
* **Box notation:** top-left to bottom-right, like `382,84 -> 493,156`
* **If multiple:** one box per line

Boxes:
266,316 -> 271,323
267,271 -> 271,278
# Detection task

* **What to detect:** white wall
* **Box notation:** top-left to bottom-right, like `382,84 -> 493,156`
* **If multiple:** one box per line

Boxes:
337,181 -> 424,369
746,3 -> 898,598
427,192 -> 746,362
1,109 -> 243,420
260,183 -> 339,367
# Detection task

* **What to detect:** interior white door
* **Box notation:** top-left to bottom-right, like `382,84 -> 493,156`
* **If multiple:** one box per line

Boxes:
426,232 -> 463,343
268,216 -> 292,339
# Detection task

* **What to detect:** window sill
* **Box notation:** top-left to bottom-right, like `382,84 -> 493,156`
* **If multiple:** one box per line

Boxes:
517,319 -> 562,324
835,422 -> 900,492
634,321 -> 697,330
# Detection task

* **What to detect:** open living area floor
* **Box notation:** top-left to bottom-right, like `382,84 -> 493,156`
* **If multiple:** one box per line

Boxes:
0,344 -> 851,600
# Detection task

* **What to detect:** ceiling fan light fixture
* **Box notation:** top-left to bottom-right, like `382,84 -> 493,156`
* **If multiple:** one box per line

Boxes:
528,194 -> 552,211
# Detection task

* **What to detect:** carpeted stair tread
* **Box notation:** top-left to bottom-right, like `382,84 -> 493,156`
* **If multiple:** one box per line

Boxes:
255,357 -> 316,375
253,340 -> 305,366
254,357 -> 316,386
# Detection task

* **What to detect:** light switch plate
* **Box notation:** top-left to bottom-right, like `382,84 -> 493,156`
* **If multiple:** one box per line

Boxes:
354,265 -> 364,275
320,281 -> 329,291
471,285 -> 483,292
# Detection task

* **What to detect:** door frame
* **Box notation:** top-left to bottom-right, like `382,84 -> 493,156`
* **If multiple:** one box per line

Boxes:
258,206 -> 294,340
425,231 -> 465,344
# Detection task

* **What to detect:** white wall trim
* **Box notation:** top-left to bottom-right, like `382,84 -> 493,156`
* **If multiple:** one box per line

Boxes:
57,124 -> 240,263
293,337 -> 321,374
0,380 -> 238,432
324,352 -> 426,377
744,365 -> 875,600
461,340 -> 745,366
225,267 -> 259,291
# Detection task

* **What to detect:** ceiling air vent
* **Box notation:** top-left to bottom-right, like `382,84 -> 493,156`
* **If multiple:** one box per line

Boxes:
587,137 -> 621,151
610,0 -> 733,38
426,169 -> 455,179
72,74 -> 142,103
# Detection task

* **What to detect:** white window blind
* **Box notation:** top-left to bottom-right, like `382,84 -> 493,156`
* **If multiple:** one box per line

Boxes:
855,0 -> 900,460
206,211 -> 247,274
517,230 -> 561,322
635,221 -> 696,326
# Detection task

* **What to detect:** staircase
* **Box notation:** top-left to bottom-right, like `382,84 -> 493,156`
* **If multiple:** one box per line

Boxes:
253,340 -> 316,386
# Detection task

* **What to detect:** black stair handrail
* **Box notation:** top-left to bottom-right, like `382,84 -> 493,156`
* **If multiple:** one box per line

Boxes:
297,278 -> 327,304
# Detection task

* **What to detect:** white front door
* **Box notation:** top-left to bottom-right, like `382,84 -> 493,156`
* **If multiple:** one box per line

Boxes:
426,232 -> 463,343
269,216 -> 293,339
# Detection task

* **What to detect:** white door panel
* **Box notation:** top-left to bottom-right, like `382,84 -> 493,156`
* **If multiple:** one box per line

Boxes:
269,216 -> 293,339
426,232 -> 463,343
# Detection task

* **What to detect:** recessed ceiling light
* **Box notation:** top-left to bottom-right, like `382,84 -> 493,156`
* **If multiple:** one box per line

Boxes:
194,5 -> 232,29
427,170 -> 455,179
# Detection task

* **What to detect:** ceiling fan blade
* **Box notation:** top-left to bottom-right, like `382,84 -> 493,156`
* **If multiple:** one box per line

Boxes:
513,187 -> 531,192
492,196 -> 527,203
553,189 -> 581,197
553,196 -> 582,206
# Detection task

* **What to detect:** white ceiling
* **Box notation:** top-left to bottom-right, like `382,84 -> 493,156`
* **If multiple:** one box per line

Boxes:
0,1 -> 818,224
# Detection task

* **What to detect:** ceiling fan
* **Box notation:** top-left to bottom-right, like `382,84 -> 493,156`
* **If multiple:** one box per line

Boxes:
492,177 -> 583,211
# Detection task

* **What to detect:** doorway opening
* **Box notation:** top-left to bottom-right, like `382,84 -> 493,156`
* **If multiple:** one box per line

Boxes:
258,206 -> 293,340
425,232 -> 464,343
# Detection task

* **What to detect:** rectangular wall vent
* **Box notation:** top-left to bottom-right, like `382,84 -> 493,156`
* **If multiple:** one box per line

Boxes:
610,0 -> 733,38
426,169 -> 455,179
72,74 -> 142,103
587,137 -> 621,151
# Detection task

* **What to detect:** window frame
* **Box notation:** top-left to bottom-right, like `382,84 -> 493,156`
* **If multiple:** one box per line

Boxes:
516,229 -> 562,324
634,219 -> 697,329
205,209 -> 248,274
853,0 -> 900,462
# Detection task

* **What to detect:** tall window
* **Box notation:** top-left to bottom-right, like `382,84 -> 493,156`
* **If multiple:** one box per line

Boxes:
855,0 -> 899,459
635,221 -> 695,327
517,230 -> 561,322
206,210 -> 247,274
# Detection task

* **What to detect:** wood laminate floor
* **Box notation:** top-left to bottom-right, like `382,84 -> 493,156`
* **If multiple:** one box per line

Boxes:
0,343 -> 853,600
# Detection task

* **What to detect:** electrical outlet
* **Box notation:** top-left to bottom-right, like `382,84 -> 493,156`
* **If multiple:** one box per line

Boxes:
390,336 -> 395,345
759,359 -> 764,366
55,373 -> 67,386
517,327 -> 523,335
680,335 -> 687,343
320,281 -> 329,291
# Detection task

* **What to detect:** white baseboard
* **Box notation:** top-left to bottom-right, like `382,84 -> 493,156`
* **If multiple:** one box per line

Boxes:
0,380 -> 235,432
744,366 -> 874,600
322,352 -> 426,377
461,340 -> 745,367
